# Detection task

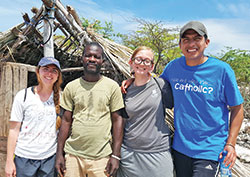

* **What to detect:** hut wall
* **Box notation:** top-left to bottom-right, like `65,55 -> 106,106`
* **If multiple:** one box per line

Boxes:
0,62 -> 29,176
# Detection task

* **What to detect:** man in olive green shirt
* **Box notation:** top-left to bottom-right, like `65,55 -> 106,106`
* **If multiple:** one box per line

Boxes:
55,42 -> 124,177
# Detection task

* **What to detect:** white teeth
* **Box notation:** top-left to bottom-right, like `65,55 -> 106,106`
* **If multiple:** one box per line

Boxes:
136,66 -> 146,70
88,63 -> 96,66
45,77 -> 52,80
188,49 -> 197,52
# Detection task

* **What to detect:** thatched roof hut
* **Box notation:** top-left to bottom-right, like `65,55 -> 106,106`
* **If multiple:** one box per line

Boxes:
0,0 -> 133,88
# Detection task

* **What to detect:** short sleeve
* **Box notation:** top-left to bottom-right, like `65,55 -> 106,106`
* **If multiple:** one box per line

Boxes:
110,83 -> 124,113
161,79 -> 174,109
155,78 -> 174,109
10,89 -> 25,122
60,84 -> 74,111
223,65 -> 243,106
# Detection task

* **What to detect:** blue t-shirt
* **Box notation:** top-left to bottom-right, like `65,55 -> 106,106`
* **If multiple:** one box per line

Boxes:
160,56 -> 243,161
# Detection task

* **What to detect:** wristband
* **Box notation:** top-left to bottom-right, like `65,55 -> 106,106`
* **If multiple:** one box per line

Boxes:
111,154 -> 121,161
225,143 -> 235,149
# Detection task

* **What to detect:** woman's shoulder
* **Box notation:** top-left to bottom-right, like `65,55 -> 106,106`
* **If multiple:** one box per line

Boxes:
152,77 -> 166,87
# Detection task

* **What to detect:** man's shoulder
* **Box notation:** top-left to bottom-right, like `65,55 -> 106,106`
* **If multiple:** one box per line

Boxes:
208,57 -> 232,69
101,76 -> 119,86
208,56 -> 225,63
168,56 -> 183,66
164,56 -> 183,72
65,78 -> 82,87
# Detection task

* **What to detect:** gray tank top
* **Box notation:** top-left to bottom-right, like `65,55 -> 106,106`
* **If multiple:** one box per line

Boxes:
122,77 -> 173,152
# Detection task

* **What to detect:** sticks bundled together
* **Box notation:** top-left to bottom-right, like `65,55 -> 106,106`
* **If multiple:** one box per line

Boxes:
0,0 -> 133,82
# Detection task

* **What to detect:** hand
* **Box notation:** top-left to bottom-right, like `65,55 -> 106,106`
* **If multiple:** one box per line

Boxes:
121,78 -> 134,94
5,160 -> 16,177
56,116 -> 62,130
55,154 -> 66,177
219,144 -> 236,169
105,157 -> 120,176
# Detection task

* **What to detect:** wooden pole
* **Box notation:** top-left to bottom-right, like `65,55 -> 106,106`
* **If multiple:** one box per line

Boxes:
43,7 -> 55,57
66,5 -> 83,28
55,0 -> 91,43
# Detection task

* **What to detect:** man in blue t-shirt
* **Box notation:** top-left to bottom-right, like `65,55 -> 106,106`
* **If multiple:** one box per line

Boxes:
160,21 -> 244,177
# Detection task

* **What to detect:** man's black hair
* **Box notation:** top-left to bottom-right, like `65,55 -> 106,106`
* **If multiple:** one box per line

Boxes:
179,33 -> 208,43
82,42 -> 105,59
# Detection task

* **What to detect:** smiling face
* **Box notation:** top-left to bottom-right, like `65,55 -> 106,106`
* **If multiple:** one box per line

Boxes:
129,49 -> 154,76
179,29 -> 210,63
37,64 -> 59,86
82,45 -> 103,75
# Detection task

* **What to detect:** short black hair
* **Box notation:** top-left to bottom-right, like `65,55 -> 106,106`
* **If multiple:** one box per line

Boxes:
82,42 -> 105,59
179,33 -> 208,43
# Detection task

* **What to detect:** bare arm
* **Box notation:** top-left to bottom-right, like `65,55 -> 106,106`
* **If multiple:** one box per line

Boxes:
5,121 -> 21,177
105,111 -> 124,176
121,78 -> 134,94
111,111 -> 124,157
221,104 -> 244,168
55,110 -> 73,177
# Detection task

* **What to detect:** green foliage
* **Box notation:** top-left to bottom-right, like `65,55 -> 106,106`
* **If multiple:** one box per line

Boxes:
157,47 -> 182,74
119,19 -> 182,74
81,17 -> 119,40
214,47 -> 250,84
213,47 -> 250,118
53,35 -> 79,50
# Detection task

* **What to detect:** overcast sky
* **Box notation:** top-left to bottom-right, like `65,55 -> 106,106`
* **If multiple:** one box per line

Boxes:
0,0 -> 250,55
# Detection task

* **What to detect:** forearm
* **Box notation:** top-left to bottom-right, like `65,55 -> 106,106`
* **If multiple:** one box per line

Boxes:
227,104 -> 244,146
57,110 -> 73,155
6,122 -> 21,162
57,120 -> 71,155
55,110 -> 72,176
111,113 -> 124,156
6,130 -> 19,162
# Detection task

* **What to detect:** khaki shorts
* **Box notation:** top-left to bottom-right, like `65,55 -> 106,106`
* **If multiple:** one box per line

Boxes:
65,153 -> 109,177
